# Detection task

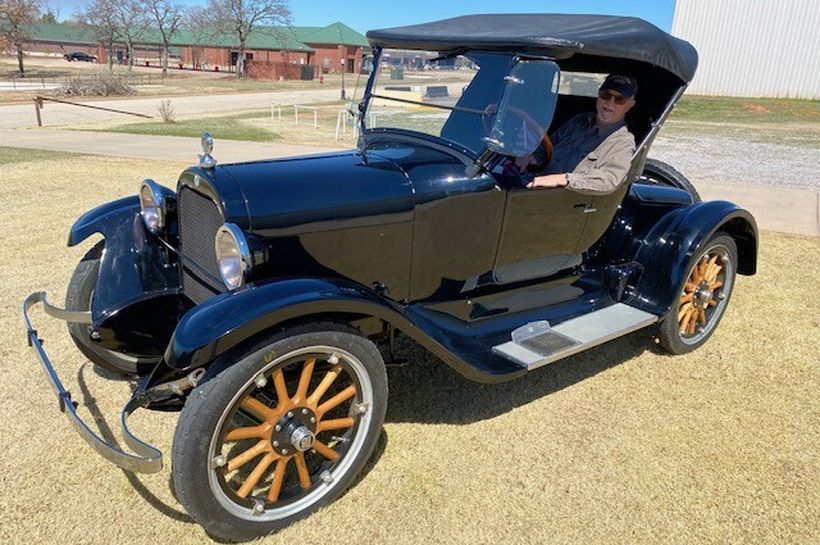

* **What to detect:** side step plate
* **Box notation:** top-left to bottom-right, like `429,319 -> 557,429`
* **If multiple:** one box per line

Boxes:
492,303 -> 658,371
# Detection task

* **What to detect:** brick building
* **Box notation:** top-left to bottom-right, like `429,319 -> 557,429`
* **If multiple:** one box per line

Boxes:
20,21 -> 369,78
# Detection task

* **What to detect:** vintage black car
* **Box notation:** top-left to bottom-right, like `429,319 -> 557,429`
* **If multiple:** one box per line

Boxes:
64,51 -> 97,62
25,14 -> 757,542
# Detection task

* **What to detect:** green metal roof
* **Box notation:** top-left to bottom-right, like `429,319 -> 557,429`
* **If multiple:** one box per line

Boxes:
23,23 -> 97,44
22,22 -> 369,52
142,27 -> 314,52
296,22 -> 369,47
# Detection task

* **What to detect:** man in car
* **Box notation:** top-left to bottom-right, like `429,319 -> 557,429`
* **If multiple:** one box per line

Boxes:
519,74 -> 637,194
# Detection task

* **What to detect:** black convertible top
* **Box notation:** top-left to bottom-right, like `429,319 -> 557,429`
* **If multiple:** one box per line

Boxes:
367,14 -> 698,82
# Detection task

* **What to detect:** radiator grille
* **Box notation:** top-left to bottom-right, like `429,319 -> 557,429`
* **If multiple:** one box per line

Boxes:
178,186 -> 225,304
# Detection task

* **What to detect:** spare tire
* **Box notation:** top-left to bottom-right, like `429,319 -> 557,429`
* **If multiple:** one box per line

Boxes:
640,158 -> 701,203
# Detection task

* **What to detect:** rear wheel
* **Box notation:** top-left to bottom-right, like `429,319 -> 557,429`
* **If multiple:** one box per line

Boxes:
640,158 -> 701,202
65,241 -> 160,376
657,233 -> 737,354
172,325 -> 388,542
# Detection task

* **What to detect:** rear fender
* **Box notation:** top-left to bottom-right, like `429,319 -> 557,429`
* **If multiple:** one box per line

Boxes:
630,200 -> 757,315
68,196 -> 139,246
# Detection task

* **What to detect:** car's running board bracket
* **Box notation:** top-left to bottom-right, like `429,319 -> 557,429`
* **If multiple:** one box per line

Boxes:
492,303 -> 658,370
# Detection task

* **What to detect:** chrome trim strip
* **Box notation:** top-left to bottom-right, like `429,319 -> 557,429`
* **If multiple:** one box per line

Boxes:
23,291 -> 162,474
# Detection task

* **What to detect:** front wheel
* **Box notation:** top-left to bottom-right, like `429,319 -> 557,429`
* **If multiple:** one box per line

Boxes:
657,233 -> 738,354
172,325 -> 388,542
66,241 -> 160,376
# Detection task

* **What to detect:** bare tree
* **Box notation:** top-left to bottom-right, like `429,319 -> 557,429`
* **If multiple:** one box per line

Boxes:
0,0 -> 44,77
182,5 -> 215,69
141,0 -> 182,76
76,0 -> 119,70
112,0 -> 149,71
40,4 -> 56,23
206,0 -> 291,78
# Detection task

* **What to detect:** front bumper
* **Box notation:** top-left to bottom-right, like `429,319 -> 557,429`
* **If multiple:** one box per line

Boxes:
23,292 -> 201,474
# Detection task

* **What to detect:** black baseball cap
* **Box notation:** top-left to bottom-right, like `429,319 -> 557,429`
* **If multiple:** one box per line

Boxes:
600,74 -> 638,98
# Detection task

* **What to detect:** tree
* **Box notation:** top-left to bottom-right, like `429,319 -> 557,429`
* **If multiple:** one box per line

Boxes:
112,0 -> 149,70
141,0 -> 182,76
40,6 -> 57,23
206,0 -> 291,78
182,5 -> 215,69
75,0 -> 119,70
0,0 -> 43,77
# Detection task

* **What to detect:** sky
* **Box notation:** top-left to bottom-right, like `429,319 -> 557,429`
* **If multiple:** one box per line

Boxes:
50,0 -> 677,33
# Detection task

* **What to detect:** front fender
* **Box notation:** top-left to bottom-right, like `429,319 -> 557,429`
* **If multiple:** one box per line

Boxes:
164,278 -> 410,370
68,195 -> 139,246
630,200 -> 757,315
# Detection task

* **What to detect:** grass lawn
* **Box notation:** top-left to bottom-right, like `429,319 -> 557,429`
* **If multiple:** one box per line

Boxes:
2,147 -> 818,545
98,110 -> 283,142
0,146 -> 77,165
670,95 -> 820,124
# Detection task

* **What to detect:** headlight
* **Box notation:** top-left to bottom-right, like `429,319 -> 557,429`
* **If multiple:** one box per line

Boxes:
215,223 -> 252,290
139,179 -> 168,234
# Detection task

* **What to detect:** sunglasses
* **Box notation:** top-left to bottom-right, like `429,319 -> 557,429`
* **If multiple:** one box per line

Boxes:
598,90 -> 630,105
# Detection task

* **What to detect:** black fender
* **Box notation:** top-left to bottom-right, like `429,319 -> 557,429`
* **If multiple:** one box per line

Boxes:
68,196 -> 140,246
163,277 -> 526,383
629,200 -> 757,316
66,195 -> 182,356
164,278 -> 411,370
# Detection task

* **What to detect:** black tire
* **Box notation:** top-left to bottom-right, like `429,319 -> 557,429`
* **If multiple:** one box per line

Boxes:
66,241 -> 160,376
640,158 -> 702,202
172,324 -> 388,542
657,233 -> 738,354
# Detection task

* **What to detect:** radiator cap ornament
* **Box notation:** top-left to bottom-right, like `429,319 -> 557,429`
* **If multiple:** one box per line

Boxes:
199,132 -> 216,169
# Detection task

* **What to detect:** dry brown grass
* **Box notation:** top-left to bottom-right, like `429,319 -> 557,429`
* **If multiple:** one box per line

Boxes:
1,148 -> 818,545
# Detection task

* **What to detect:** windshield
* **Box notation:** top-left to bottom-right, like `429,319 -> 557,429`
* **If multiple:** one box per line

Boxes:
353,50 -> 533,154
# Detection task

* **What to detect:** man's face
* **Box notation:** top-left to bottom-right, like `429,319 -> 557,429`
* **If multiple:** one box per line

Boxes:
596,89 -> 635,126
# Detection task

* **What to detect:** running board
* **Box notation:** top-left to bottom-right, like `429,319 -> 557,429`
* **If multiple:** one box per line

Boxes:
492,303 -> 658,371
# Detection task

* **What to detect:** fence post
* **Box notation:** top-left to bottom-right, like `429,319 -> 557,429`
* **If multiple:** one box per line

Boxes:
33,97 -> 43,127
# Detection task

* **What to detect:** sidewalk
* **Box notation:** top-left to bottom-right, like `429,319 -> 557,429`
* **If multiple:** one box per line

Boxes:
0,127 -> 346,164
0,88 -> 341,130
2,128 -> 818,237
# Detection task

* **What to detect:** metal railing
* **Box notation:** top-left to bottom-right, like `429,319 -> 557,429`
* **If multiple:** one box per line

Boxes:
32,95 -> 153,127
0,73 -> 160,90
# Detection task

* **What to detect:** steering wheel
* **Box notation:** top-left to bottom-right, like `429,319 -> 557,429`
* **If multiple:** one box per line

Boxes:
481,104 -> 553,168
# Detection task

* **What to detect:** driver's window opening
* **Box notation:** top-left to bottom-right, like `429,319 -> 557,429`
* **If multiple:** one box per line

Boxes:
557,72 -> 608,96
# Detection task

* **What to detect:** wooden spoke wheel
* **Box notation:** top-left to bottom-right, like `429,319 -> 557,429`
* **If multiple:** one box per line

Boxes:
212,349 -> 364,508
172,327 -> 387,541
657,233 -> 737,354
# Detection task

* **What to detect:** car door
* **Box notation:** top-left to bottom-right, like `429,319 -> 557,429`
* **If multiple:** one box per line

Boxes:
492,182 -> 592,285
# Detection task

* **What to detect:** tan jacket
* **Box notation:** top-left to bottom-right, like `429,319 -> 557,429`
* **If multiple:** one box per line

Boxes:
565,126 -> 636,195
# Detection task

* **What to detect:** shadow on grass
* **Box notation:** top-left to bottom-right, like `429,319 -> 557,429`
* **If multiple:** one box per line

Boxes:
75,364 -> 194,524
385,329 -> 653,425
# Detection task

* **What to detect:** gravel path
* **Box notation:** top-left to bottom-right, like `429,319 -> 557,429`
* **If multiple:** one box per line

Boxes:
652,132 -> 820,192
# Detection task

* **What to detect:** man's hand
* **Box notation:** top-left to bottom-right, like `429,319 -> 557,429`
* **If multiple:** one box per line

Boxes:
527,173 -> 569,189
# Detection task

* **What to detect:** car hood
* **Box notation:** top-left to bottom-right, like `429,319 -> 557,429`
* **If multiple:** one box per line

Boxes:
216,142 -> 472,237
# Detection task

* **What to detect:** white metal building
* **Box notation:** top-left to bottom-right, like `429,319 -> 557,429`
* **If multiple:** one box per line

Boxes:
671,0 -> 820,99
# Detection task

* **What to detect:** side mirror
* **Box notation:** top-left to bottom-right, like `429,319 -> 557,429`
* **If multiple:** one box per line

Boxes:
485,60 -> 560,157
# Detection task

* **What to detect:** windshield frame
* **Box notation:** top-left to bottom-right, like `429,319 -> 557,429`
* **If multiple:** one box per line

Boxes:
357,47 -> 559,159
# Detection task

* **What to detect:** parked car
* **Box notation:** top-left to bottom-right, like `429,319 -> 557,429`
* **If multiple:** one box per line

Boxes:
63,51 -> 97,62
25,14 -> 756,542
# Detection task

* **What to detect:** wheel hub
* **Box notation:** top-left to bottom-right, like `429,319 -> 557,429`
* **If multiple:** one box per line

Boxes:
271,407 -> 317,455
694,282 -> 714,309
